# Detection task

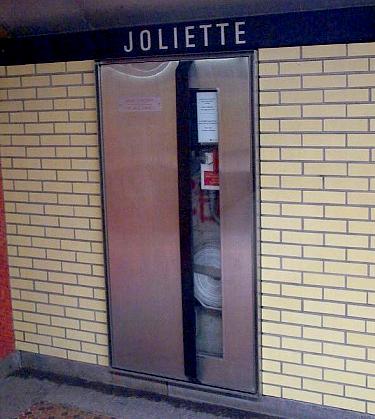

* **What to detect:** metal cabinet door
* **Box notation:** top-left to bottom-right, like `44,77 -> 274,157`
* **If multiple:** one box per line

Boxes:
99,62 -> 186,379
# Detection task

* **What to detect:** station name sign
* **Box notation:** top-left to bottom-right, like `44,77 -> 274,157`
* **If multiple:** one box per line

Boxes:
121,18 -> 252,56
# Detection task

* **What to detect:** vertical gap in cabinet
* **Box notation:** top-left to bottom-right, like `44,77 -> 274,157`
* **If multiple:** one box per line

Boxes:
176,61 -> 197,381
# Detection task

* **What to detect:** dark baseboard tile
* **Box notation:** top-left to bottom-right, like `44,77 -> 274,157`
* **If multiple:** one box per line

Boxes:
0,351 -> 21,379
7,351 -> 374,419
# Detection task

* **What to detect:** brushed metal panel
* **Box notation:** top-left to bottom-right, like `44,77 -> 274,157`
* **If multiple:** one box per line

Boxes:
99,61 -> 186,379
189,57 -> 256,392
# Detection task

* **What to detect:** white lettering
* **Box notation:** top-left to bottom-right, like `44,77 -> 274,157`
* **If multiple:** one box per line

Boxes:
235,21 -> 246,44
140,30 -> 151,51
173,27 -> 178,49
216,22 -> 229,46
158,29 -> 168,50
185,26 -> 195,48
199,24 -> 212,47
124,31 -> 133,52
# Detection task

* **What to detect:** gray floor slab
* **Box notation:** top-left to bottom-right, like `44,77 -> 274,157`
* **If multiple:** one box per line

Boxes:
0,374 -> 278,419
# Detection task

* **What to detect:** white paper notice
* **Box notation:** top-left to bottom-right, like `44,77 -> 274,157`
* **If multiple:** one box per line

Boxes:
119,96 -> 161,112
197,91 -> 219,143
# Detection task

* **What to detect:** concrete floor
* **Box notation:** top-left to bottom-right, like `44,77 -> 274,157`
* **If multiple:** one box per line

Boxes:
0,372 -> 279,419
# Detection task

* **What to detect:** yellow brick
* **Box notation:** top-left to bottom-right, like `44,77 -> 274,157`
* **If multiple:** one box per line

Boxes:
282,284 -> 322,299
0,101 -> 23,111
282,204 -> 323,218
25,332 -> 51,345
66,61 -> 94,72
39,111 -> 69,122
326,261 -> 367,276
35,281 -> 63,294
302,44 -> 347,58
260,119 -> 279,132
349,164 -> 375,177
16,341 -> 38,352
326,206 -> 368,220
49,294 -> 77,307
259,47 -> 301,61
39,345 -> 67,358
67,350 -> 96,364
260,76 -> 301,91
281,90 -> 323,104
348,42 -> 375,56
54,98 -> 85,109
284,363 -> 322,379
53,337 -> 80,350
324,118 -> 368,132
348,248 -> 375,263
0,123 -> 24,134
66,329 -> 95,342
260,92 -> 279,105
37,87 -> 67,98
40,134 -> 70,146
54,122 -> 85,134
261,189 -> 301,203
260,105 -> 301,119
305,353 -> 344,370
25,123 -> 54,134
79,298 -> 106,311
260,133 -> 301,147
348,73 -> 375,87
283,336 -> 320,354
0,77 -> 21,88
81,342 -> 107,355
283,258 -> 322,272
281,148 -> 323,161
303,74 -> 346,88
349,220 -> 375,234
303,104 -> 346,118
262,335 -> 280,347
280,60 -> 322,74
325,177 -> 368,191
347,359 -> 375,374
36,62 -> 66,73
324,58 -> 369,72
261,269 -> 301,284
69,110 -> 97,121
261,161 -> 302,175
13,300 -> 36,312
83,73 -> 95,84
349,331 -> 375,347
50,316 -> 79,329
324,369 -> 366,386
52,74 -> 82,86
303,191 -> 345,204
304,378 -> 343,396
263,217 -> 302,232
326,148 -> 369,161
304,219 -> 346,232
38,325 -> 65,338
262,282 -> 282,295
263,372 -> 301,389
324,395 -> 365,413
281,120 -> 322,132
324,88 -> 369,103
13,321 -> 37,333
22,75 -> 50,87
284,388 -> 322,404
304,162 -> 346,175
65,307 -> 95,320
305,300 -> 345,315
259,63 -> 279,76
347,304 -> 375,319
346,386 -> 375,403
262,322 -> 302,337
304,326 -> 345,343
348,103 -> 375,117
7,64 -> 35,76
8,88 -> 36,99
64,285 -> 93,298
68,85 -> 96,97
262,359 -> 281,372
261,175 -> 280,188
347,276 -> 375,291
282,311 -> 321,328
20,290 -> 48,303
262,295 -> 301,311
323,316 -> 365,332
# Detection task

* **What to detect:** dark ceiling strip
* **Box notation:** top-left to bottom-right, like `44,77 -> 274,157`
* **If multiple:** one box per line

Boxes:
0,6 -> 374,65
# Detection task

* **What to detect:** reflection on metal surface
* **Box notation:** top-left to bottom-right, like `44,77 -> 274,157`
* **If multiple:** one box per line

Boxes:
100,61 -> 186,379
99,55 -> 256,393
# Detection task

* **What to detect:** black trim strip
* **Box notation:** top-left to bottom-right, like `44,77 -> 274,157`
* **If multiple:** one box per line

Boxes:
0,6 -> 374,65
175,61 -> 197,381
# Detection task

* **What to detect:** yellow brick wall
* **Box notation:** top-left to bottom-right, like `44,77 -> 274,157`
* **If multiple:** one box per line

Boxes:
259,42 -> 375,414
0,61 -> 109,366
